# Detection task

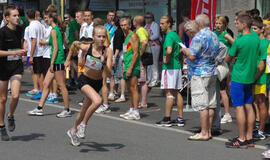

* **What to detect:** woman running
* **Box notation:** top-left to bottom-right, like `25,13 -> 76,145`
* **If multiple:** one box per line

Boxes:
65,25 -> 112,146
27,12 -> 71,118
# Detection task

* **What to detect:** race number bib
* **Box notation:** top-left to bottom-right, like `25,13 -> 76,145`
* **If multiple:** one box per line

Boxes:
7,49 -> 21,61
85,55 -> 103,70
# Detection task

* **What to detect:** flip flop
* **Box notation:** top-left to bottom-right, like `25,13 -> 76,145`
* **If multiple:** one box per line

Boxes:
188,133 -> 210,141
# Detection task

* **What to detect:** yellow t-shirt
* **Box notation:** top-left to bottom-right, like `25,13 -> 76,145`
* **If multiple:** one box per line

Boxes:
136,27 -> 148,52
136,27 -> 148,42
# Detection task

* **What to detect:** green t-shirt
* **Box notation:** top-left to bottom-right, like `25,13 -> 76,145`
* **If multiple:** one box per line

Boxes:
68,19 -> 80,47
214,30 -> 230,48
49,26 -> 65,64
256,38 -> 270,84
123,32 -> 140,72
162,30 -> 182,70
19,16 -> 29,28
229,32 -> 260,84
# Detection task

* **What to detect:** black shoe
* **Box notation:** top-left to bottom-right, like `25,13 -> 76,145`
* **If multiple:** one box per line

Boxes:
7,116 -> 15,132
155,118 -> 172,127
0,127 -> 10,141
225,138 -> 248,149
171,118 -> 185,127
211,129 -> 222,136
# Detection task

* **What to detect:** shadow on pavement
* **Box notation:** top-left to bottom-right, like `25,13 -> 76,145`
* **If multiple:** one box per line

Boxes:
80,142 -> 125,152
11,133 -> 46,141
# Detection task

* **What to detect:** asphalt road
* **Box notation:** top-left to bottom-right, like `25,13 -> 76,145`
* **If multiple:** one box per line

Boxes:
0,70 -> 269,160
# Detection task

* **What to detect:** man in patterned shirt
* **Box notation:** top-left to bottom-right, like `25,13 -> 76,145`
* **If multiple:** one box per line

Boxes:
181,14 -> 219,141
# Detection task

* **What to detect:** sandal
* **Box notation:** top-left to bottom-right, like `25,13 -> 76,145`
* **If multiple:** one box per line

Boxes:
188,133 -> 210,141
138,103 -> 148,109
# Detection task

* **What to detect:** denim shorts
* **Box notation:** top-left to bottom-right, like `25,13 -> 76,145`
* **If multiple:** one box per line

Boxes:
230,81 -> 253,107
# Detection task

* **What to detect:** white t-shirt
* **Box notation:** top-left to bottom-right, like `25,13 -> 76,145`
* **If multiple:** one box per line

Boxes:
0,20 -> 5,28
42,24 -> 52,58
28,20 -> 44,57
24,26 -> 31,57
79,22 -> 93,39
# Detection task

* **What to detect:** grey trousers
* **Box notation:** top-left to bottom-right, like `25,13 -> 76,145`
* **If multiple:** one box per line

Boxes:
212,79 -> 221,130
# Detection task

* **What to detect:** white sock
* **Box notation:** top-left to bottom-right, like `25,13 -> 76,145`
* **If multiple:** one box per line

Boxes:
109,93 -> 114,97
225,113 -> 231,117
103,103 -> 109,109
133,109 -> 139,115
120,94 -> 125,99
80,123 -> 86,127
129,108 -> 134,112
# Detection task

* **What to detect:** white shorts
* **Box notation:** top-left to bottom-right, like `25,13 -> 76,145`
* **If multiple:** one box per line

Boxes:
160,69 -> 182,89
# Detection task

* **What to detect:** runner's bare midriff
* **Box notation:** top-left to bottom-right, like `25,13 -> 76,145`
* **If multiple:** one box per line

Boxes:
83,67 -> 103,80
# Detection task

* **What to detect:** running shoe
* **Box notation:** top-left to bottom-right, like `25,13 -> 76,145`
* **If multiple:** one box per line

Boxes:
25,89 -> 39,97
56,110 -> 71,118
0,127 -> 9,141
123,111 -> 140,120
77,124 -> 86,139
95,105 -> 111,114
45,95 -> 54,103
120,109 -> 133,118
220,114 -> 232,124
115,97 -> 126,103
225,138 -> 248,149
171,118 -> 185,127
27,108 -> 44,116
67,129 -> 80,146
262,149 -> 270,158
31,92 -> 42,100
156,117 -> 172,127
108,93 -> 115,101
253,130 -> 266,140
53,97 -> 58,103
7,116 -> 15,132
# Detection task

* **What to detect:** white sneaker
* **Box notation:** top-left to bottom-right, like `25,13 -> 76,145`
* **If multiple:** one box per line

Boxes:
67,129 -> 80,146
27,108 -> 44,116
95,105 -> 111,114
120,109 -> 132,118
123,111 -> 140,120
220,114 -> 232,124
77,124 -> 86,139
108,94 -> 115,101
56,110 -> 72,118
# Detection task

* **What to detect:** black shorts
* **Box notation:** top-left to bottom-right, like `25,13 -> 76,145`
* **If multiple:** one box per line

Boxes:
33,57 -> 43,74
220,77 -> 227,91
78,74 -> 102,92
0,59 -> 23,81
53,64 -> 65,72
42,58 -> 50,76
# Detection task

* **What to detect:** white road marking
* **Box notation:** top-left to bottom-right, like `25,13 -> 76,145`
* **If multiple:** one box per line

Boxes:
19,97 -> 267,150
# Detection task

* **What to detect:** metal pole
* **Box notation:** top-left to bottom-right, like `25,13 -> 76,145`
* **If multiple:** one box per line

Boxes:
61,0 -> 64,20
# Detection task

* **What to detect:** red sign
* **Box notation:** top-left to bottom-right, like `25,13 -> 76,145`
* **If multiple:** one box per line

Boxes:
190,0 -> 217,30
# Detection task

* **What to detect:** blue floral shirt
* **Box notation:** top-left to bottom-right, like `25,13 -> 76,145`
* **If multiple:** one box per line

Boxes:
187,27 -> 219,78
